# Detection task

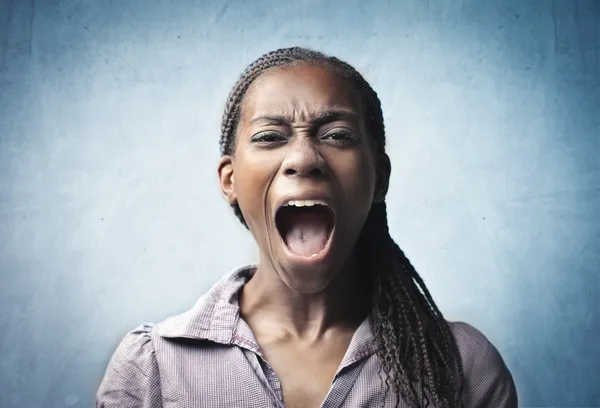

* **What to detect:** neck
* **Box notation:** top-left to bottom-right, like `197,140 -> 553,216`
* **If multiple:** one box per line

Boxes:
240,254 -> 370,341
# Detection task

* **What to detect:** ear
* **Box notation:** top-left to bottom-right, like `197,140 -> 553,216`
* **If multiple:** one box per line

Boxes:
373,153 -> 391,204
218,155 -> 237,205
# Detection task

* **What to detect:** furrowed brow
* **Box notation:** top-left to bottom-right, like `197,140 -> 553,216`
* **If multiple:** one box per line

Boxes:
249,114 -> 290,125
249,109 -> 357,126
309,109 -> 358,127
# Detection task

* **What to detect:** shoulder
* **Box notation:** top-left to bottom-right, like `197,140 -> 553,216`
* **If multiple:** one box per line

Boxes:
96,266 -> 254,406
96,324 -> 163,407
449,321 -> 512,378
448,321 -> 518,408
110,323 -> 157,362
449,321 -> 502,363
100,323 -> 157,374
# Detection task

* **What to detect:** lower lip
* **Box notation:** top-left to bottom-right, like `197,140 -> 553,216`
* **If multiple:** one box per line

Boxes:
278,226 -> 336,265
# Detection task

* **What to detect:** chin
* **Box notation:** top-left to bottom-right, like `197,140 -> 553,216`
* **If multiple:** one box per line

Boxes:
274,254 -> 347,295
279,271 -> 337,294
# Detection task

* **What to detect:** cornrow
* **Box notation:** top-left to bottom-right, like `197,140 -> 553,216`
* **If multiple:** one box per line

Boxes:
219,46 -> 464,408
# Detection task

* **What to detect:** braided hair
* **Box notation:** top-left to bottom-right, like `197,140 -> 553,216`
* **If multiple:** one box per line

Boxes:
219,47 -> 464,408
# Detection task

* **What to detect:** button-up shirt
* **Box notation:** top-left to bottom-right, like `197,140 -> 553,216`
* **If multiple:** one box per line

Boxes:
96,266 -> 518,407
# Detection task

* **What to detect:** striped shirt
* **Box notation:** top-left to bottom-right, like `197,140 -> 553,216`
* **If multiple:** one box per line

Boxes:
96,265 -> 518,407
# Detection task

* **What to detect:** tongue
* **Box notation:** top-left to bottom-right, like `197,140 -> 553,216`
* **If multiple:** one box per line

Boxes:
284,211 -> 330,257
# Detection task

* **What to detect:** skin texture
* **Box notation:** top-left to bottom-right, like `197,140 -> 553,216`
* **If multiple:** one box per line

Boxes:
217,64 -> 390,407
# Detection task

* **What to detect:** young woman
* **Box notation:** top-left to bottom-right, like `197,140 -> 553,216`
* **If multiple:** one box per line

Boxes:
96,47 -> 518,408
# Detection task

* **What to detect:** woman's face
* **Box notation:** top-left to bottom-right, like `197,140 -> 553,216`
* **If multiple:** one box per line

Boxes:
218,63 -> 389,293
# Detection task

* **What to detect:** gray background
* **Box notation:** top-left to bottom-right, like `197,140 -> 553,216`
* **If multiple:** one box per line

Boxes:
1,0 -> 598,407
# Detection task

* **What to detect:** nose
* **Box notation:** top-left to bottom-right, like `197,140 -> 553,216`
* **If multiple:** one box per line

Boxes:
281,139 -> 327,178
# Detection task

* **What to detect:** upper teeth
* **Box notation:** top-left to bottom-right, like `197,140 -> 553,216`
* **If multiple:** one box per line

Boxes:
284,199 -> 327,207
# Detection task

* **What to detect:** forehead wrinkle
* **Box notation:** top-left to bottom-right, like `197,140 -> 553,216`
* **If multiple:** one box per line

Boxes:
249,105 -> 358,125
245,80 -> 358,120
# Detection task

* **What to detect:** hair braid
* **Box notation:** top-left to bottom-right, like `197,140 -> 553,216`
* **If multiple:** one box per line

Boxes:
218,46 -> 465,408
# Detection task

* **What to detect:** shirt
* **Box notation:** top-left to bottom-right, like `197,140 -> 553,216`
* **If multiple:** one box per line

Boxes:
96,265 -> 518,408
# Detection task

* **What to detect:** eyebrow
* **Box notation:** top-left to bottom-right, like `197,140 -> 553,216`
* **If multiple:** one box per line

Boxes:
249,109 -> 358,126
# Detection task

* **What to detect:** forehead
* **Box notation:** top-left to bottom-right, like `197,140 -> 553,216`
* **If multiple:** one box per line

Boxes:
241,64 -> 358,119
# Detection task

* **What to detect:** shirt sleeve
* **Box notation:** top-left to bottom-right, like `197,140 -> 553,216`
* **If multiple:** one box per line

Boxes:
451,322 -> 518,408
96,324 -> 163,408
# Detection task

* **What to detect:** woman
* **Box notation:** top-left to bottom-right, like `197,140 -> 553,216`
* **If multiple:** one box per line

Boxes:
96,47 -> 517,408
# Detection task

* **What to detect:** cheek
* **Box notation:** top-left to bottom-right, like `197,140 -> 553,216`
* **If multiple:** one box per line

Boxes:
337,152 -> 376,205
232,155 -> 275,223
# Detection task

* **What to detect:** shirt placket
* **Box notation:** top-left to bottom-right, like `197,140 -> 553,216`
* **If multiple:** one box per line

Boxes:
258,355 -> 285,403
319,352 -> 371,408
233,318 -> 286,407
319,319 -> 376,408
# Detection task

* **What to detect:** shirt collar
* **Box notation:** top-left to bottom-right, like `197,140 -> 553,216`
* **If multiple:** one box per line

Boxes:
157,265 -> 255,345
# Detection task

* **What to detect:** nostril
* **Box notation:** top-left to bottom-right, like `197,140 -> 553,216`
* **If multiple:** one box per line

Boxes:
309,168 -> 323,177
284,167 -> 324,177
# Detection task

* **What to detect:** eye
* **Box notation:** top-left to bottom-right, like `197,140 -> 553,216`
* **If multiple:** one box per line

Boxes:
321,130 -> 359,146
251,132 -> 287,144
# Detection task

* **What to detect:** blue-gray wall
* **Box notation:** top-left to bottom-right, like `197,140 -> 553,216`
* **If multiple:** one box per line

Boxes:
1,1 -> 598,407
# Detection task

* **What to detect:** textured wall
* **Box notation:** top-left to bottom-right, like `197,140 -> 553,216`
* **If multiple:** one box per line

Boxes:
1,0 -> 598,407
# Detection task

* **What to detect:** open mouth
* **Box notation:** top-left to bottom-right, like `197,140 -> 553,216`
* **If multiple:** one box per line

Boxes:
275,201 -> 335,259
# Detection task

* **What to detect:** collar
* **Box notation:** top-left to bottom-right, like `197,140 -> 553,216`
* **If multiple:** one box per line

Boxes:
157,265 -> 255,344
